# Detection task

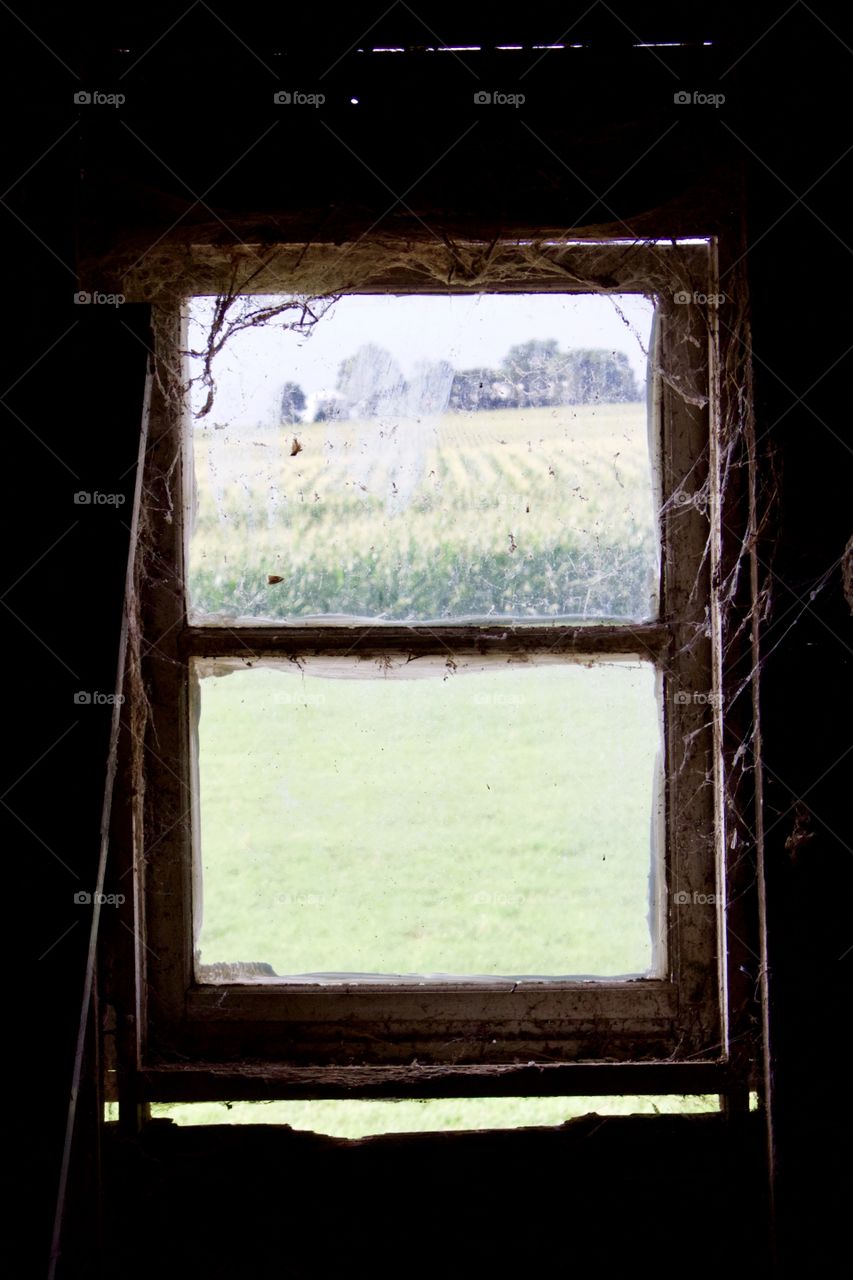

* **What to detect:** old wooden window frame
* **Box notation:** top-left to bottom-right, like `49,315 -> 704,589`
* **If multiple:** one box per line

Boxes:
120,237 -> 747,1103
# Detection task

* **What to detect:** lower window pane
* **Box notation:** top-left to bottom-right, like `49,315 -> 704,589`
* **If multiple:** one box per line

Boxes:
193,656 -> 662,980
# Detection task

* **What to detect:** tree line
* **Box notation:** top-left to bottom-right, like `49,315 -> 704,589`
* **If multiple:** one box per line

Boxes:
280,338 -> 641,423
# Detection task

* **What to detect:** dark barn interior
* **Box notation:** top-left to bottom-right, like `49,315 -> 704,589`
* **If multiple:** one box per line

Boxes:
4,4 -> 853,1277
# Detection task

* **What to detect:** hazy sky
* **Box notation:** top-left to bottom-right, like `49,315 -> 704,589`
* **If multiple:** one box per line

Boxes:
188,292 -> 655,423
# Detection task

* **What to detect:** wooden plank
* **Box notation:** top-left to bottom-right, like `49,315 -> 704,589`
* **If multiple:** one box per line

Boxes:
657,276 -> 721,1059
180,979 -> 682,1064
182,622 -> 671,659
711,228 -> 765,1110
138,1060 -> 730,1102
186,979 -> 678,1022
137,305 -> 196,1051
124,243 -> 714,305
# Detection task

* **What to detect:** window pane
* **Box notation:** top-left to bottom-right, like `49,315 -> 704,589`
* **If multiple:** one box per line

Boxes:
193,656 -> 663,980
187,293 -> 658,624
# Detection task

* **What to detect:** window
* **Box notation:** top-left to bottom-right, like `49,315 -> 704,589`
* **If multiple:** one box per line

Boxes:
122,238 -> 741,1102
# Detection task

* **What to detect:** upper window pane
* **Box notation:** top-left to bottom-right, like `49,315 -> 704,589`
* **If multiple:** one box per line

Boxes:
186,293 -> 658,624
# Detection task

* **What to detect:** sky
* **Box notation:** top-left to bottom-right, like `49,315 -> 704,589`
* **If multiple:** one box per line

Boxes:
187,292 -> 656,424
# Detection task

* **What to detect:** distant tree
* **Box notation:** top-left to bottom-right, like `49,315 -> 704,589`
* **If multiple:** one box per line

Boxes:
500,338 -> 566,407
309,389 -> 348,422
336,344 -> 407,417
405,359 -> 455,417
280,381 -> 306,424
562,349 -> 640,403
497,342 -> 641,408
325,341 -> 641,422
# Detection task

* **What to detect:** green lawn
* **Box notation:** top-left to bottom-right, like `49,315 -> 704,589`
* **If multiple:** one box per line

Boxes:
195,659 -> 661,978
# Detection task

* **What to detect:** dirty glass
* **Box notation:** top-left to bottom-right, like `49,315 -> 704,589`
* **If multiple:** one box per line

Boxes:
186,293 -> 658,624
193,656 -> 663,980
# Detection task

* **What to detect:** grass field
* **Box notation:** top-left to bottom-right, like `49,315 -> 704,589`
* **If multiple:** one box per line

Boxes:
195,659 -> 661,977
188,401 -> 657,622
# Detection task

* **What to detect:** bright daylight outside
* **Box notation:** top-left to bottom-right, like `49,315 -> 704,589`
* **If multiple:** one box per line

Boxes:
186,291 -> 664,982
